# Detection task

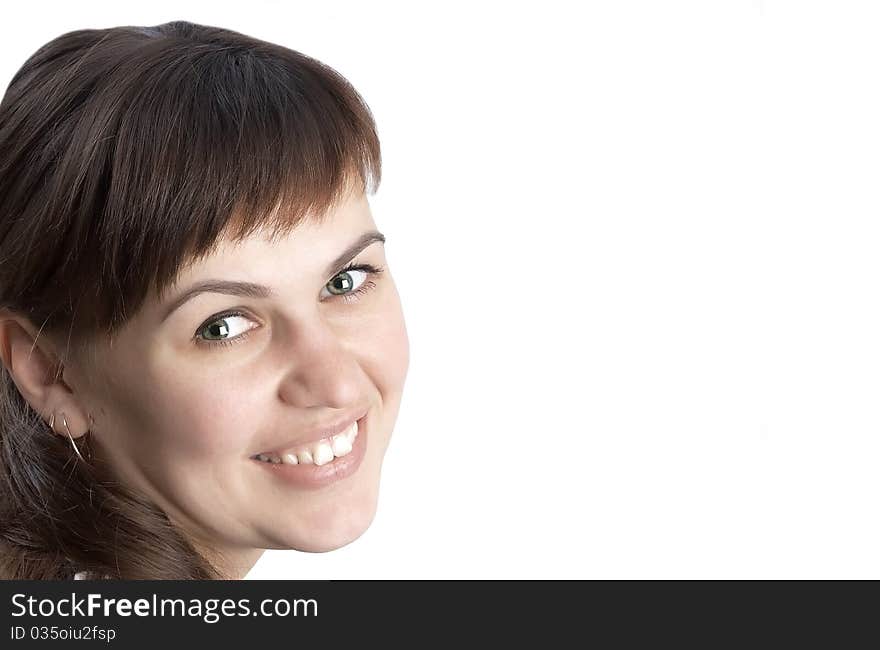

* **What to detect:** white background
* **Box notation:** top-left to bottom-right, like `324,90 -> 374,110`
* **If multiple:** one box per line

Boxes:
3,1 -> 879,579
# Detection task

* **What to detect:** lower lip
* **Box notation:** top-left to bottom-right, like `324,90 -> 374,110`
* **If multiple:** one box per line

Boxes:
251,416 -> 368,490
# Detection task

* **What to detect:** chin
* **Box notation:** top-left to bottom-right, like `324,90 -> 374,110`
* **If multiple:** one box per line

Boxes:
282,485 -> 380,553
289,508 -> 377,553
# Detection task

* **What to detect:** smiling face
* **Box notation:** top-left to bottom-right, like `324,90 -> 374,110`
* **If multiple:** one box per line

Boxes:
63,188 -> 409,576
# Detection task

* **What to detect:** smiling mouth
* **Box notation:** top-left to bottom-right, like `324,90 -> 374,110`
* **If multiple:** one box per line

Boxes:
250,420 -> 360,467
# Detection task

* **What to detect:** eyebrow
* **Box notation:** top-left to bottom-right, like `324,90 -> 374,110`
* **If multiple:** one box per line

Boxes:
161,230 -> 386,322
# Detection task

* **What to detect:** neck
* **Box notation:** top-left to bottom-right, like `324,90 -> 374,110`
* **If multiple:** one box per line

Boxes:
187,536 -> 265,580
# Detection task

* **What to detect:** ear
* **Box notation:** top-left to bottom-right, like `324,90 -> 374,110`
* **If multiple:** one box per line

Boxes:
0,310 -> 90,439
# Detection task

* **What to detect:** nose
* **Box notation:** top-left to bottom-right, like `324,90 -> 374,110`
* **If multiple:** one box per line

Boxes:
277,316 -> 366,410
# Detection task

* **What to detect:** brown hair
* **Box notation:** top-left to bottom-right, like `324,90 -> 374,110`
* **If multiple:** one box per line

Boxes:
0,20 -> 381,579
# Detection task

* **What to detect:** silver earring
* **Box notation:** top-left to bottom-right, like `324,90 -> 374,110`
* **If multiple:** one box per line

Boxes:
60,412 -> 86,463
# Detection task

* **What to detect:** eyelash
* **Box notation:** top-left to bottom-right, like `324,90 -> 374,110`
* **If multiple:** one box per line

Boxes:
194,262 -> 385,350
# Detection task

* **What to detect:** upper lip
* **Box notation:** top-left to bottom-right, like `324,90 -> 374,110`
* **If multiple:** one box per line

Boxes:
254,409 -> 368,456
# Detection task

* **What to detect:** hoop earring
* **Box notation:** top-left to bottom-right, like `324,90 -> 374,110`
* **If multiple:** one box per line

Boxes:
60,412 -> 86,463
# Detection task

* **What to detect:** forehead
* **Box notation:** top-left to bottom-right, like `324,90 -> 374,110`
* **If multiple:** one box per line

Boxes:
173,190 -> 376,287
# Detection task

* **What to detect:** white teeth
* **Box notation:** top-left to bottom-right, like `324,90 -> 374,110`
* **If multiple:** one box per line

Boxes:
312,441 -> 334,466
331,433 -> 352,456
257,419 -> 361,466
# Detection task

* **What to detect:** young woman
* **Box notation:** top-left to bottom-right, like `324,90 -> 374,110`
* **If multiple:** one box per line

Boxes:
0,20 -> 409,579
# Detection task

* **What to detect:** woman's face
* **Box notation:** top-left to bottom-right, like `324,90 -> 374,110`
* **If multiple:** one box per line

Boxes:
66,188 -> 409,575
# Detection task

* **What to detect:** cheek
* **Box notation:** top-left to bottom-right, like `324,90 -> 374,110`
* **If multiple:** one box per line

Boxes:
361,282 -> 410,395
151,377 -> 257,459
100,358 -> 257,462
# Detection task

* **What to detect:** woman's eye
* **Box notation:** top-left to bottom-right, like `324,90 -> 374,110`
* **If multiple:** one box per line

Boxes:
320,263 -> 383,301
195,313 -> 256,348
323,268 -> 368,296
